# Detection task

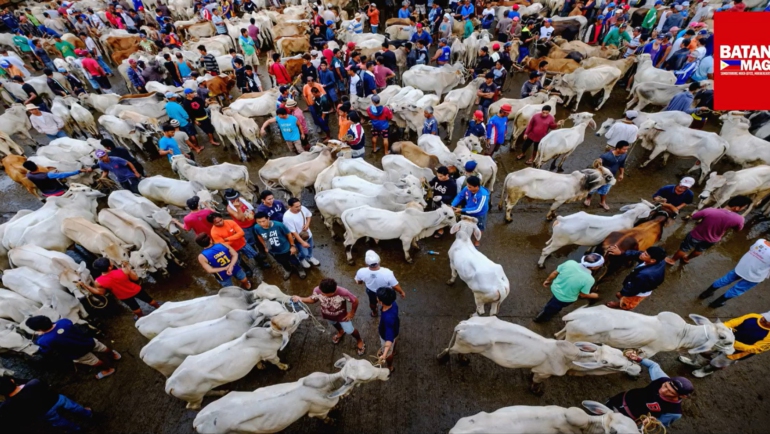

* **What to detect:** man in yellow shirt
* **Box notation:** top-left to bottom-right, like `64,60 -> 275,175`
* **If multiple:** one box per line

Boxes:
678,312 -> 770,377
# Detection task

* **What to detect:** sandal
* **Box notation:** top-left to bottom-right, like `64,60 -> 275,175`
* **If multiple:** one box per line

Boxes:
373,147 -> 379,153
370,310 -> 378,317
356,342 -> 366,356
516,153 -> 526,160
111,350 -> 122,360
332,332 -> 344,344
95,368 -> 115,380
525,160 -> 534,165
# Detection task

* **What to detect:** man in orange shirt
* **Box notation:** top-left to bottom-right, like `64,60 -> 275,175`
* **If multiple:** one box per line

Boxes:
367,4 -> 380,34
302,76 -> 326,106
207,212 -> 257,278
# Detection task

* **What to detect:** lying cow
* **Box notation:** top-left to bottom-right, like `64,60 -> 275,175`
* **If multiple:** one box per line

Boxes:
193,355 -> 390,433
342,204 -> 457,264
556,306 -> 735,357
447,217 -> 510,316
449,401 -> 639,434
2,267 -> 85,324
498,161 -> 616,221
698,166 -> 770,215
166,311 -> 308,409
0,318 -> 39,355
437,317 -> 641,394
137,176 -> 216,209
7,244 -> 92,294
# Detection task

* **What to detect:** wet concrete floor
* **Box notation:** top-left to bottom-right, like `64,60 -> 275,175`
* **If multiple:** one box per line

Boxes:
1,64 -> 770,434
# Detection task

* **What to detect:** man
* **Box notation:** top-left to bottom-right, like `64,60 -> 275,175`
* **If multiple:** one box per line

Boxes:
496,10 -> 513,42
165,93 -> 200,150
254,211 -> 306,280
534,254 -> 603,322
292,278 -> 365,354
22,160 -> 90,198
27,104 -> 66,139
344,111 -> 366,158
664,37 -> 692,71
367,3 -> 380,33
355,250 -> 406,316
80,49 -> 112,92
520,71 -> 543,98
260,107 -> 306,154
184,196 -> 214,235
430,165 -> 459,212
678,311 -> 770,377
379,42 -> 398,73
348,13 -> 363,34
15,76 -> 47,112
53,35 -> 76,59
127,58 -> 146,92
367,94 -> 393,154
27,315 -> 120,380
100,139 -> 144,177
256,190 -> 287,222
584,140 -> 628,210
465,110 -> 487,140
80,32 -> 112,76
208,211 -> 258,278
605,356 -> 693,427
96,149 -> 141,193
60,68 -> 85,96
283,197 -> 319,269
32,38 -> 55,72
158,124 -> 182,164
666,195 -> 751,265
623,27 -> 642,58
269,53 -> 291,87
673,51 -> 699,84
692,51 -> 714,83
486,104 -> 510,156
411,22 -> 433,47
0,377 -> 92,432
197,45 -> 219,75
602,22 -> 631,49
242,64 -> 263,93
195,232 -> 251,288
310,87 -> 333,141
451,176 -> 490,245
45,68 -> 69,97
414,40 -> 430,65
373,56 -> 395,90
399,2 -> 411,20
604,111 -> 638,148
182,88 -> 220,146
662,4 -> 684,33
640,1 -> 662,37
653,177 -> 695,211
477,72 -> 497,115
423,106 -> 439,136
700,239 -> 770,308
78,258 -> 161,319
664,82 -> 708,115
361,61 -> 377,96
318,62 -> 337,103
518,105 -> 561,164
604,246 -> 667,310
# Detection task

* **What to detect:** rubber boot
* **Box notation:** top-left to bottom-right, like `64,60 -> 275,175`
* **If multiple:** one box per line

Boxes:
533,311 -> 552,323
699,285 -> 718,299
281,267 -> 291,281
296,265 -> 307,280
708,295 -> 729,308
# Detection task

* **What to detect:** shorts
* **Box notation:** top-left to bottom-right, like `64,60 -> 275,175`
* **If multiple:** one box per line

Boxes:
217,267 -> 247,286
238,243 -> 258,259
679,232 -> 715,253
590,184 -> 612,196
329,320 -> 355,334
120,289 -> 154,311
379,336 -> 398,348
415,4 -> 426,14
371,127 -> 389,138
351,147 -> 365,158
182,122 -> 197,137
72,339 -> 108,366
195,116 -> 215,134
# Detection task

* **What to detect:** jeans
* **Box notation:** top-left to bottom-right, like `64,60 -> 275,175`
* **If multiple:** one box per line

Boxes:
297,236 -> 314,261
44,394 -> 91,431
86,76 -> 101,90
590,184 -> 612,196
46,131 -> 68,140
272,250 -> 299,271
537,296 -> 573,320
371,24 -> 378,33
120,177 -> 140,194
713,269 -> 759,299
96,56 -> 113,75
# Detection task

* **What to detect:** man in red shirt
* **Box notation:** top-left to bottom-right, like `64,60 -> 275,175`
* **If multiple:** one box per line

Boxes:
518,105 -> 563,165
78,258 -> 161,319
78,49 -> 112,92
183,196 -> 214,235
269,53 -> 291,87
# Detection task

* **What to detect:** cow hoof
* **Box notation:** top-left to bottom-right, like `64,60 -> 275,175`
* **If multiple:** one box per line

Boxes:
256,362 -> 266,370
436,351 -> 450,363
446,279 -> 455,285
529,383 -> 545,396
557,167 -> 565,173
458,354 -> 470,366
405,258 -> 413,264
346,259 -> 354,265
323,417 -> 336,425
546,215 -> 555,221
278,363 -> 290,371
504,218 -> 512,224
537,263 -> 545,269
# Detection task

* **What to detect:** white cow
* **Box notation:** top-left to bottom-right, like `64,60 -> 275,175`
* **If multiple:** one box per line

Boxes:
453,136 -> 497,193
437,317 -> 641,391
0,318 -> 39,355
382,155 -> 434,182
228,88 -> 281,118
632,53 -> 676,88
224,109 -> 269,159
166,311 -> 308,409
2,267 -> 85,323
595,112 -> 694,141
551,66 -> 621,111
37,137 -> 102,166
98,114 -> 151,152
698,166 -> 770,215
51,97 -> 84,139
488,93 -> 551,120
444,77 -> 486,124
499,163 -> 616,221
98,208 -> 177,276
637,120 -> 730,183
0,289 -> 42,324
192,356 -> 390,433
417,134 -> 464,169
626,82 -> 691,111
331,175 -> 425,206
69,100 -> 100,137
7,245 -> 93,294
108,190 -> 181,236
556,306 -> 736,357
140,309 -> 259,377
137,176 -> 216,209
171,155 -> 255,201
209,103 -> 249,162
719,112 -> 770,167
535,112 -> 596,171
401,62 -> 467,96
538,202 -> 656,267
135,286 -> 259,338
316,189 -> 420,237
342,204 -> 457,263
511,95 -> 564,143
314,157 -> 391,192
261,147 -> 326,190
447,217 -> 510,316
0,104 -> 34,144
78,92 -> 122,114
396,102 -> 460,141
277,146 -> 339,199
60,217 -> 131,264
450,402 -> 640,434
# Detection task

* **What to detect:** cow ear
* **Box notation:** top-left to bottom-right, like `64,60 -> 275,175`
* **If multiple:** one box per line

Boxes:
449,223 -> 461,234
689,314 -> 712,326
582,400 -> 611,416
473,226 -> 481,241
334,353 -> 353,369
573,342 -> 600,353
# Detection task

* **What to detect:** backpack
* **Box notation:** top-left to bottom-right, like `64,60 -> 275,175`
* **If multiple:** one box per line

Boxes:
355,75 -> 364,97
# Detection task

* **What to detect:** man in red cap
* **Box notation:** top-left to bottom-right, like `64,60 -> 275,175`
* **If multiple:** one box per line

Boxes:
465,110 -> 487,140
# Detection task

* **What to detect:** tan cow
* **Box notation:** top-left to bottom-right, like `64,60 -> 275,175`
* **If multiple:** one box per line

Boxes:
61,33 -> 86,50
522,56 -> 580,74
278,145 -> 345,199
112,45 -> 142,65
272,22 -> 310,39
60,217 -> 132,264
390,141 -> 440,169
581,56 -> 636,76
275,36 -> 310,56
1,156 -> 42,199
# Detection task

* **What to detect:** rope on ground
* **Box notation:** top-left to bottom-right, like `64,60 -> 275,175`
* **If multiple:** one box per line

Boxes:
638,414 -> 666,434
285,299 -> 326,332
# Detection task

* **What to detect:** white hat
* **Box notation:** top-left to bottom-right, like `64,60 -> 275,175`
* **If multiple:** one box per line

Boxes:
679,177 -> 696,188
310,50 -> 319,56
762,312 -> 770,321
625,110 -> 638,120
580,254 -> 605,268
365,250 -> 380,266
355,13 -> 362,19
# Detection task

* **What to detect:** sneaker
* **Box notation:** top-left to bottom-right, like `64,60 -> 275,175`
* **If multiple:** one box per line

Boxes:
300,259 -> 311,269
309,257 -> 320,266
692,368 -> 714,378
678,355 -> 701,367
298,268 -> 307,279
282,269 -> 291,280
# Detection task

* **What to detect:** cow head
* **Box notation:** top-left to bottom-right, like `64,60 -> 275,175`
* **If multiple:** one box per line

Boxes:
0,327 -> 38,355
568,112 -> 596,129
152,208 -> 180,235
688,314 -> 735,355
595,118 -> 615,136
327,355 -> 390,399
570,342 -> 642,377
102,243 -> 131,264
618,201 -> 655,221
128,251 -> 152,278
449,216 -> 481,242
51,257 -> 92,295
579,401 -> 641,434
170,154 -> 193,176
698,171 -> 730,205
457,136 -> 483,154
435,203 -> 458,228
251,282 -> 291,303
269,311 -> 309,351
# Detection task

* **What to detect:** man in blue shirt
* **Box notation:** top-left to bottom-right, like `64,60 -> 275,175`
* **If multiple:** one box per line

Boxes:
673,51 -> 698,84
96,150 -> 141,194
410,23 -> 433,47
158,124 -> 183,164
584,140 -> 627,210
260,107 -> 306,154
22,161 -> 91,198
486,105 -> 509,156
452,175 -> 490,245
398,2 -> 411,19
254,211 -> 305,280
459,0 -> 475,19
195,232 -> 250,288
423,106 -> 439,136
362,61 -> 378,96
604,246 -> 668,311
432,38 -> 452,65
653,177 -> 695,211
664,82 -> 708,114
165,93 -> 198,146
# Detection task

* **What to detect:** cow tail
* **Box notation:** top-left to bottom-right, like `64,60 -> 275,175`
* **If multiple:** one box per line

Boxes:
712,140 -> 730,166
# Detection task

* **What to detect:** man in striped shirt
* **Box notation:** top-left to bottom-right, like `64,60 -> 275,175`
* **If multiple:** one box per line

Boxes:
197,45 -> 220,75
347,13 -> 363,34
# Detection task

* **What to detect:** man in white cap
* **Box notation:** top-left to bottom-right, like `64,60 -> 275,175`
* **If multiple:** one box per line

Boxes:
653,177 -> 695,212
354,250 -> 406,317
27,104 -> 66,140
348,13 -> 363,34
534,253 -> 602,322
603,110 -> 638,149
678,311 -> 770,377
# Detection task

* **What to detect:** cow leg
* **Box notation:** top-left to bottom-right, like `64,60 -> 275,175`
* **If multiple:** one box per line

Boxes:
185,399 -> 204,410
344,236 -> 359,264
472,292 -> 485,316
633,100 -> 649,112
694,162 -> 710,185
538,241 -> 563,268
596,86 -> 613,110
401,237 -> 414,263
447,257 -> 458,285
546,200 -> 566,221
554,327 -> 567,339
529,372 -> 549,396
322,214 -> 336,238
572,91 -> 584,112
639,145 -> 666,168
265,355 -> 289,370
504,192 -> 523,223
436,329 -> 459,363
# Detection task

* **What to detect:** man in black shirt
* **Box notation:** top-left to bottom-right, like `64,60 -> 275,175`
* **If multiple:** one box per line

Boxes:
0,377 -> 91,432
45,68 -> 69,97
60,69 -> 85,96
379,42 -> 398,72
474,46 -> 494,76
182,88 -> 220,145
430,166 -> 459,237
13,75 -> 48,112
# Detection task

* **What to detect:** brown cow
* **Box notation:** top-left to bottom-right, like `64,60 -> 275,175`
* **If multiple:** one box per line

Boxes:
385,18 -> 413,27
390,141 -> 440,169
112,45 -> 141,65
205,75 -> 235,103
521,56 -> 580,74
275,36 -> 310,56
284,58 -> 305,80
105,36 -> 141,52
1,155 -> 45,199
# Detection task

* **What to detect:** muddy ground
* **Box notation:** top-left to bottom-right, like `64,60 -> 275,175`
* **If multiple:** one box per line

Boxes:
1,63 -> 770,434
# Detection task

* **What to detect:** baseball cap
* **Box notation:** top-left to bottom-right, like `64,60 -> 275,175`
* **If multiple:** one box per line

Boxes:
500,104 -> 512,113
347,42 -> 356,48
184,88 -> 194,94
371,95 -> 381,103
326,20 -> 333,25
416,23 -> 423,28
474,110 -> 483,119
75,49 -> 88,56
0,61 -> 10,68
165,92 -> 176,99
365,250 -> 380,266
492,43 -> 500,50
310,50 -> 319,56
669,377 -> 694,396
170,119 -> 180,127
128,59 -> 137,64
679,177 -> 696,188
512,16 -> 519,21
512,4 -> 519,9
95,149 -> 107,157
464,160 -> 477,171
58,67 -> 67,73
698,29 -> 708,35
654,0 -> 663,4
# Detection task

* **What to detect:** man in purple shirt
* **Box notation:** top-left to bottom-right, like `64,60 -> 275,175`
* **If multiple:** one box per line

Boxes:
666,195 -> 751,265
373,56 -> 395,91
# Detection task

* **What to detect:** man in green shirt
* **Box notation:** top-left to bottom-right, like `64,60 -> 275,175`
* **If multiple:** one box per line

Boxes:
641,2 -> 663,38
534,254 -> 604,322
602,22 -> 631,49
13,33 -> 41,70
54,35 -> 76,60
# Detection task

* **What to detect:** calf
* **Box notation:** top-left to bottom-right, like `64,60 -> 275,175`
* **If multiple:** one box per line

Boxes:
1,155 -> 41,198
390,141 -> 440,169
522,56 -> 580,74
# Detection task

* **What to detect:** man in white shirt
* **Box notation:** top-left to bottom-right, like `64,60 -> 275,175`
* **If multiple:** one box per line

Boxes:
603,110 -> 639,148
539,19 -> 555,40
354,250 -> 406,316
283,198 -> 320,269
623,27 -> 642,58
27,105 -> 67,140
700,239 -> 770,307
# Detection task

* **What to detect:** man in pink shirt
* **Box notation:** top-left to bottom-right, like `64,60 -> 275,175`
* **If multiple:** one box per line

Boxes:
666,195 -> 751,265
373,57 -> 395,91
183,196 -> 214,235
518,105 -> 563,165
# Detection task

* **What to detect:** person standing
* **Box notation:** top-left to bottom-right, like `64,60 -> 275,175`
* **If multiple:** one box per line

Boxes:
254,211 -> 306,280
0,377 -> 92,432
700,239 -> 770,308
96,149 -> 142,193
584,140 -> 628,210
423,106 -> 439,136
464,110 -> 487,140
257,190 -> 287,222
22,160 -> 90,198
477,72 -> 498,115
126,59 -> 146,93
344,111 -> 366,158
429,165 -> 459,237
376,286 -> 399,373
666,196 -> 751,265
355,250 -> 406,316
239,28 -> 259,67
195,232 -> 251,289
664,82 -> 708,114
283,197 -> 320,269
292,278 -> 366,355
27,105 -> 66,139
678,312 -> 770,378
197,45 -> 220,75
26,316 -> 120,380
184,196 -> 214,235
78,258 -> 161,319
534,254 -> 603,322
53,35 -> 77,59
652,177 -> 695,211
166,93 -> 201,151
641,1 -> 663,38
269,53 -> 291,87
310,87 -> 333,141
367,95 -> 393,154
367,3 -> 380,33
518,105 -> 561,165
158,124 -> 183,164
208,212 -> 258,278
603,111 -> 638,148
224,189 -> 271,269
45,68 -> 69,97
260,107 -> 306,154
603,246 -> 667,311
16,76 -> 48,112
451,176 -> 489,245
